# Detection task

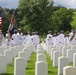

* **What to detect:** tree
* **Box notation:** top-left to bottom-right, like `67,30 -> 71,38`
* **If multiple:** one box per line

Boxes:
71,11 -> 76,29
18,0 -> 54,35
0,7 -> 10,35
51,7 -> 73,32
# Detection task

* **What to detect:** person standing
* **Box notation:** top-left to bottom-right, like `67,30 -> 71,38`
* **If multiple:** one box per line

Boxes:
59,30 -> 65,45
17,28 -> 23,45
56,32 -> 60,45
64,34 -> 70,45
70,30 -> 76,45
6,31 -> 11,46
25,31 -> 31,45
12,30 -> 19,46
69,29 -> 74,41
34,31 -> 40,47
52,34 -> 57,46
46,31 -> 53,45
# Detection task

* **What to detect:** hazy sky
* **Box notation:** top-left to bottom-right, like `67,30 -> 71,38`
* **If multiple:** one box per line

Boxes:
0,0 -> 19,9
54,0 -> 76,9
0,0 -> 76,9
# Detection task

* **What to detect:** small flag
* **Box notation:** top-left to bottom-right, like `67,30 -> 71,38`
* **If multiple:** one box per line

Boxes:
8,11 -> 15,36
8,23 -> 14,35
0,12 -> 2,26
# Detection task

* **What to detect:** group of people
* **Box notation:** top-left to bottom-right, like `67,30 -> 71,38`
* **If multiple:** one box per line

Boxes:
24,31 -> 40,48
6,28 -> 23,46
0,28 -> 76,47
0,28 -> 40,48
46,29 -> 76,46
5,29 -> 40,48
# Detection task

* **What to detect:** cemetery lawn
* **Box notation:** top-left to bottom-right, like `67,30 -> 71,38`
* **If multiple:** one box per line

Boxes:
0,51 -> 72,75
4,51 -> 58,75
26,52 -> 36,75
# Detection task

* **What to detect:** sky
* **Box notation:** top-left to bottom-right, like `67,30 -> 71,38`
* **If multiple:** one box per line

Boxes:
0,0 -> 19,9
54,0 -> 76,9
0,0 -> 76,9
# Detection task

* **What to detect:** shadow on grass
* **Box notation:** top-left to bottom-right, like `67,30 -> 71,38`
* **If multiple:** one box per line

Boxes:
48,70 -> 55,73
27,61 -> 33,62
26,68 -> 33,70
0,73 -> 13,75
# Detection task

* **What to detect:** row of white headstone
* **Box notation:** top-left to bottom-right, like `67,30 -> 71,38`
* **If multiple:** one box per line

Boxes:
0,44 -> 34,75
0,45 -> 24,73
35,44 -> 48,75
1,42 -> 76,75
14,44 -> 34,75
41,43 -> 76,75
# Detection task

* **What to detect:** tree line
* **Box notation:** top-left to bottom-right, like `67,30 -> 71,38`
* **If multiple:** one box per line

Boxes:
1,0 -> 76,36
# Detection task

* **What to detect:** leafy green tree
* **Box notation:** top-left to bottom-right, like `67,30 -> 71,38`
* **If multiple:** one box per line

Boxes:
51,8 -> 73,32
71,11 -> 76,29
18,0 -> 54,35
0,7 -> 10,35
2,13 -> 10,35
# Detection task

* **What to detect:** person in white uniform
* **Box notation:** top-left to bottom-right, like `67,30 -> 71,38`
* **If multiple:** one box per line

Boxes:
30,32 -> 36,45
52,34 -> 57,46
69,29 -> 74,41
59,30 -> 65,45
34,31 -> 40,47
25,31 -> 31,45
6,31 -> 11,46
64,34 -> 70,45
47,31 -> 53,39
46,31 -> 53,45
70,30 -> 76,45
30,32 -> 36,51
56,32 -> 61,45
17,28 -> 23,45
46,36 -> 52,45
12,30 -> 19,46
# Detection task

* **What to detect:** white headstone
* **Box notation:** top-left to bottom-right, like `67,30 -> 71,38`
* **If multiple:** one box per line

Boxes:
63,66 -> 76,75
72,45 -> 76,51
58,45 -> 63,54
35,61 -> 48,75
0,47 -> 6,55
53,51 -> 61,67
37,44 -> 42,50
51,48 -> 56,61
62,47 -> 68,57
23,48 -> 30,61
73,53 -> 76,67
10,47 -> 18,59
37,50 -> 44,55
4,50 -> 12,65
18,51 -> 27,59
67,49 -> 76,63
58,56 -> 69,75
48,46 -> 51,56
37,54 -> 46,62
14,57 -> 26,75
67,45 -> 71,49
0,55 -> 7,73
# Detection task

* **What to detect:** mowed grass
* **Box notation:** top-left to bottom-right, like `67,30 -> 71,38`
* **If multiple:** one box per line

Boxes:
26,52 -> 36,75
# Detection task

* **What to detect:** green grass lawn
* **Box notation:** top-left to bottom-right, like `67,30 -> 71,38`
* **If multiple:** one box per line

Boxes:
0,51 -> 72,75
26,52 -> 36,75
